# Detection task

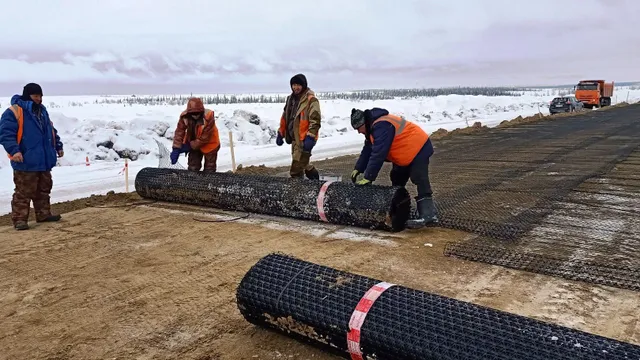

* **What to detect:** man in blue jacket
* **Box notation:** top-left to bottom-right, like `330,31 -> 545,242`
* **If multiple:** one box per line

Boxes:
0,83 -> 64,230
350,107 -> 437,228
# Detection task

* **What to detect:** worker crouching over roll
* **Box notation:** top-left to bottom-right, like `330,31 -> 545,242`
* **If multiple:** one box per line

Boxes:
170,97 -> 221,172
350,107 -> 437,228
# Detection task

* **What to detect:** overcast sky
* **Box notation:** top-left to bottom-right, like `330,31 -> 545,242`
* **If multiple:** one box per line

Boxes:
1,0 -> 638,95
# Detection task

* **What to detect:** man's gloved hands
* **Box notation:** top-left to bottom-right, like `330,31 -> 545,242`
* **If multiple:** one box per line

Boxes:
350,170 -> 360,183
302,135 -> 316,153
276,132 -> 284,146
355,178 -> 372,186
170,148 -> 181,164
170,144 -> 193,164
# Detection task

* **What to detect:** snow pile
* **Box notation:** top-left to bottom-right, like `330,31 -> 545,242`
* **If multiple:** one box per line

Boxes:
50,113 -> 167,166
217,109 -> 279,146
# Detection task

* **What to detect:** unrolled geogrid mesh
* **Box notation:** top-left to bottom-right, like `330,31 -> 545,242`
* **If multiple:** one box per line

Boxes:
237,253 -> 640,360
444,150 -> 640,291
155,139 -> 185,170
302,104 -> 640,290
134,167 -> 411,231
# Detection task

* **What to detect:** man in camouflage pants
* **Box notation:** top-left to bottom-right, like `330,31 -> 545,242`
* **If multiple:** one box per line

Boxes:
0,83 -> 64,230
276,74 -> 321,179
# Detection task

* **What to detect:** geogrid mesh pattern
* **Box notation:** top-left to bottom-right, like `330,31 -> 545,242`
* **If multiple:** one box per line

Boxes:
443,148 -> 640,291
302,104 -> 640,290
134,167 -> 411,232
237,253 -> 640,360
154,139 -> 185,170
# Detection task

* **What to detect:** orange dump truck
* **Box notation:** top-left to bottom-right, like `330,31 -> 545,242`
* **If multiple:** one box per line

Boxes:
574,80 -> 614,109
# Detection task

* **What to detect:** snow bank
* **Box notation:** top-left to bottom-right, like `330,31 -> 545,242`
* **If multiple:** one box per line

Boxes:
1,87 -> 639,172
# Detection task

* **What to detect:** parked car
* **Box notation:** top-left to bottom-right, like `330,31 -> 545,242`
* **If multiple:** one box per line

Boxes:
549,96 -> 584,114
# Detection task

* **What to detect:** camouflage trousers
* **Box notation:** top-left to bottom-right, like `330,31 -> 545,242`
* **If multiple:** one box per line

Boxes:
289,141 -> 318,179
187,146 -> 220,172
11,170 -> 54,224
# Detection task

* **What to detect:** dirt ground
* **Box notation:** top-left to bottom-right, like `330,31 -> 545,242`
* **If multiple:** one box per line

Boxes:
0,195 -> 638,360
1,104 -> 639,359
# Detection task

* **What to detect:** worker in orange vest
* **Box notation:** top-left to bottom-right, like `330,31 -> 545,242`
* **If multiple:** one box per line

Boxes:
350,108 -> 437,228
170,97 -> 221,172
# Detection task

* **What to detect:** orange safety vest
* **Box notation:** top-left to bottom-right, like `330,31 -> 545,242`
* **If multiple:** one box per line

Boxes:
182,109 -> 220,153
370,114 -> 429,166
5,104 -> 56,159
279,93 -> 319,142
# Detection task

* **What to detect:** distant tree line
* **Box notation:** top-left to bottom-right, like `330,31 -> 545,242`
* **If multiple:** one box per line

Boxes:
92,87 -> 524,106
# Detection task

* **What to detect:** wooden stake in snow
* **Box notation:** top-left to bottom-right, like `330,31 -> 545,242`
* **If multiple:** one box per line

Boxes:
229,131 -> 237,173
125,158 -> 129,193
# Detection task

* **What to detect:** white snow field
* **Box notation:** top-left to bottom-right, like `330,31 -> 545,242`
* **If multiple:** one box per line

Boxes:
1,86 -> 639,214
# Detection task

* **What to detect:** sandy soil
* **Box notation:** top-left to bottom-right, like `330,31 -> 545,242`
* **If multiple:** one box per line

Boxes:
1,103 -> 638,359
0,196 -> 638,360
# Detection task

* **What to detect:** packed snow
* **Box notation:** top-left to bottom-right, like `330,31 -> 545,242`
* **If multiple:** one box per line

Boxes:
1,86 -> 639,214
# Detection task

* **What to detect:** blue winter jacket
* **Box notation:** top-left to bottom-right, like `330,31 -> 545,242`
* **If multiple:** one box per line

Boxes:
0,94 -> 63,172
354,107 -> 432,181
354,108 -> 396,181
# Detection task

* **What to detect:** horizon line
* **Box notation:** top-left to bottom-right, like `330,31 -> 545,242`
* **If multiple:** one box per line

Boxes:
2,80 -> 638,98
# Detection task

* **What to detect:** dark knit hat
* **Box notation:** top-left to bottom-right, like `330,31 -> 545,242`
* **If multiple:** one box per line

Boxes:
351,108 -> 366,129
22,83 -> 43,101
290,73 -> 307,88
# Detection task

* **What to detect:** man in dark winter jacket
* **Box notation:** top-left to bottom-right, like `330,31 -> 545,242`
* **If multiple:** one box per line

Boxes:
350,107 -> 437,228
0,83 -> 64,230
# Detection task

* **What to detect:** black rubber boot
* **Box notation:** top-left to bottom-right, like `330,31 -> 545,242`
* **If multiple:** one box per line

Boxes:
36,214 -> 61,223
305,167 -> 320,180
406,196 -> 438,229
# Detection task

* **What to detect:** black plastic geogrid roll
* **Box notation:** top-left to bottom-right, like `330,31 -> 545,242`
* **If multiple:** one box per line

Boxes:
135,167 -> 411,231
236,253 -> 640,360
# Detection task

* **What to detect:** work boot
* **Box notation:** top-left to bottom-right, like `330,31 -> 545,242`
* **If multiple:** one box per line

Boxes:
406,196 -> 438,229
14,221 -> 29,231
305,167 -> 320,180
36,214 -> 61,223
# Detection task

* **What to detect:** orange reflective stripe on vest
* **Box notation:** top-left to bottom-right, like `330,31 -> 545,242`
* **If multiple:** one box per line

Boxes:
6,104 -> 56,159
370,114 -> 429,166
9,105 -> 24,144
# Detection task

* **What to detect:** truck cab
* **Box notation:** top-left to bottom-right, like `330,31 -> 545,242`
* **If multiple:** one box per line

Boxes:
574,80 -> 614,109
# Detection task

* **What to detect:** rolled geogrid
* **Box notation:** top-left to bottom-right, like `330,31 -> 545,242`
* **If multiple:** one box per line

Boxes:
236,253 -> 640,360
134,167 -> 411,231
